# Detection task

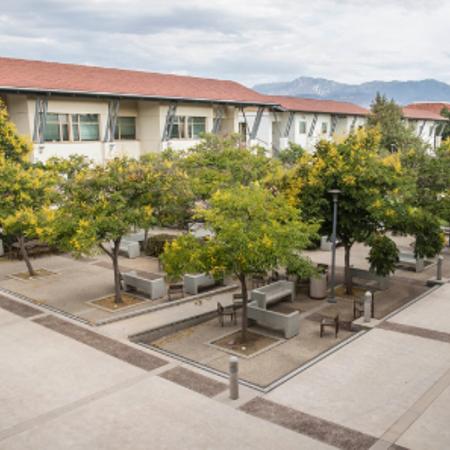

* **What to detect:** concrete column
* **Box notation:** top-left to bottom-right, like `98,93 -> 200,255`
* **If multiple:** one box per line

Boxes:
437,255 -> 444,281
364,291 -> 372,323
229,356 -> 239,400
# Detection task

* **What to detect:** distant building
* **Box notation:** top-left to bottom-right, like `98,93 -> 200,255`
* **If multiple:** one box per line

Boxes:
239,96 -> 368,153
402,105 -> 448,150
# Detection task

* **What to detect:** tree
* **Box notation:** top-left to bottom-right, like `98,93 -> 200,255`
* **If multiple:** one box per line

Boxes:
278,143 -> 306,166
180,134 -> 280,199
289,128 -> 438,294
139,151 -> 194,246
440,107 -> 450,141
0,156 -> 56,276
161,184 -> 317,341
46,157 -> 153,304
0,100 -> 32,162
368,93 -> 426,153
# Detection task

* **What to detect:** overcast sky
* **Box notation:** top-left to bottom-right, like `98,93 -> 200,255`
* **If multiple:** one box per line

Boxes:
0,0 -> 449,86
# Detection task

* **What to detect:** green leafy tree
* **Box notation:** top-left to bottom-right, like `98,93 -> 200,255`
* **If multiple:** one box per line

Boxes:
278,143 -> 306,166
139,151 -> 194,246
46,157 -> 153,304
368,93 -> 426,153
0,156 -> 56,275
440,107 -> 450,141
180,134 -> 280,199
161,184 -> 317,341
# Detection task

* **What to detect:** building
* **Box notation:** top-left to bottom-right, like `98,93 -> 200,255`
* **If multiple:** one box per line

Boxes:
0,57 -> 448,162
239,96 -> 369,153
402,105 -> 448,150
0,57 -> 277,163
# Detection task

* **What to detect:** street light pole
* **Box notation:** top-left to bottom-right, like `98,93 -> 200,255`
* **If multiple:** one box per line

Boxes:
328,189 -> 341,304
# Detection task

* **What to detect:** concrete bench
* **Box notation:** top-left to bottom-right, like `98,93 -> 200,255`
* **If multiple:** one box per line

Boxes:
396,252 -> 425,272
349,267 -> 389,290
248,303 -> 300,338
118,240 -> 140,259
122,271 -> 166,300
183,273 -> 216,295
251,280 -> 295,309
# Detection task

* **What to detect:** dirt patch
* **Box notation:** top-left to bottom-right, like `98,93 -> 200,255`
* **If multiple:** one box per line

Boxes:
211,330 -> 280,357
9,268 -> 57,281
334,285 -> 366,300
89,293 -> 147,312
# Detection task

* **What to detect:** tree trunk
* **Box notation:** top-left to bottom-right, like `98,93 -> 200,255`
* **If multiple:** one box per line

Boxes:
240,274 -> 248,342
18,236 -> 36,277
99,239 -> 123,305
111,238 -> 123,304
143,228 -> 149,252
344,243 -> 353,295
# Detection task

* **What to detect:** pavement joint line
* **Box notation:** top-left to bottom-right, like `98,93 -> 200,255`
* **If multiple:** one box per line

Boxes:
33,314 -> 168,371
0,372 -> 151,442
240,397 -> 378,450
0,287 -> 92,325
378,321 -> 450,344
370,366 -> 450,449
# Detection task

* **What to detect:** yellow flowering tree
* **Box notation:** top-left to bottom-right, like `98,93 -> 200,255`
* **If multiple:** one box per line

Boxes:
161,184 -> 317,341
290,128 -> 441,294
0,156 -> 57,276
46,157 -> 153,304
0,100 -> 32,162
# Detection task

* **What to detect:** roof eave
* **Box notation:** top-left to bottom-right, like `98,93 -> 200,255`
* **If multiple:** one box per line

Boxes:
0,86 -> 278,108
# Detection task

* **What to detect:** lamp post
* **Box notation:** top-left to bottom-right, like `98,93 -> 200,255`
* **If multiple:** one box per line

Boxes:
328,189 -> 341,303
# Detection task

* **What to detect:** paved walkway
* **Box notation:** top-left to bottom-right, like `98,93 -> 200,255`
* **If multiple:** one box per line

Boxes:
1,281 -> 450,448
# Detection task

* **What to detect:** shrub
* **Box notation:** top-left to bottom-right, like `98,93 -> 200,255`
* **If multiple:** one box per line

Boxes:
145,234 -> 177,257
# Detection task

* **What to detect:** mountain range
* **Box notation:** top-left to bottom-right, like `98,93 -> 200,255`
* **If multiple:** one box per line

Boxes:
253,77 -> 450,107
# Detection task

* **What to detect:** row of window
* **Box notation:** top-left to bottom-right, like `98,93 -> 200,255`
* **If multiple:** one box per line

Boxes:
298,121 -> 328,135
44,114 -> 137,142
44,114 -> 209,143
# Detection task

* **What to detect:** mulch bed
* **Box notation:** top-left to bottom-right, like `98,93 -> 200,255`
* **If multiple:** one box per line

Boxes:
90,293 -> 146,312
211,330 -> 279,357
9,268 -> 57,280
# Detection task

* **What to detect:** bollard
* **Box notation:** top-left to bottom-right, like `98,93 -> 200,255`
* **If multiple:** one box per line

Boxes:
364,291 -> 372,323
437,255 -> 444,281
229,356 -> 239,400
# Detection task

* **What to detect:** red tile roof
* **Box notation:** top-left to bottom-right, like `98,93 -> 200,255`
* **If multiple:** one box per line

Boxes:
402,106 -> 447,121
404,102 -> 450,117
0,57 -> 276,106
265,95 -> 369,116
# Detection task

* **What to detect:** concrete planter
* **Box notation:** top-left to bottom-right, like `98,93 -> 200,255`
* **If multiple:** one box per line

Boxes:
309,273 -> 328,299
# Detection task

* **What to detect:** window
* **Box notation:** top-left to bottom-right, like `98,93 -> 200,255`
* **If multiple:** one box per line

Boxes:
169,116 -> 206,139
169,116 -> 186,139
72,114 -> 100,141
114,117 -> 136,140
429,125 -> 434,137
188,117 -> 206,139
321,122 -> 328,134
44,113 -> 69,142
299,121 -> 307,134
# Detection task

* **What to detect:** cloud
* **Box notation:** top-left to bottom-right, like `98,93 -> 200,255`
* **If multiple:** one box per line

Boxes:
0,0 -> 448,86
